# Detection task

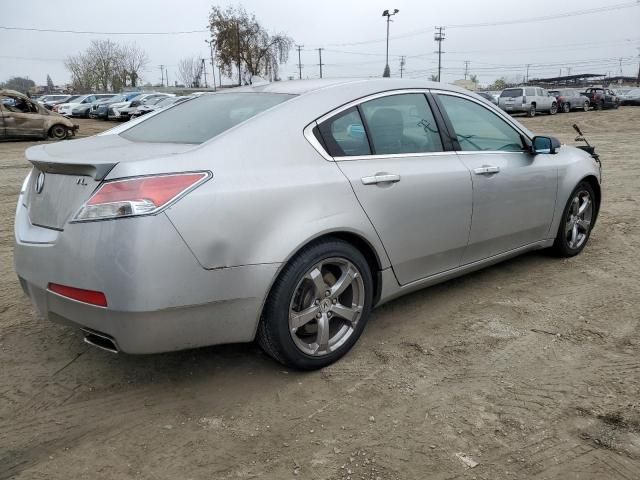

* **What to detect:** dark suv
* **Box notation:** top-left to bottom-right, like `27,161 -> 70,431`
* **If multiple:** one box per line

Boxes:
581,88 -> 620,110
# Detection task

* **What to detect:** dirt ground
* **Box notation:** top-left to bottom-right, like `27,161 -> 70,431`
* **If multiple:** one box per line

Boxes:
1,109 -> 639,480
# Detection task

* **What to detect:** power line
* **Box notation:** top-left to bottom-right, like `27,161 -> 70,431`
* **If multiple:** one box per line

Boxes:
0,26 -> 207,35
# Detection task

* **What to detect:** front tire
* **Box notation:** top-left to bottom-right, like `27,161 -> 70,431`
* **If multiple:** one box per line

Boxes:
49,124 -> 68,140
551,182 -> 596,257
583,101 -> 590,112
550,102 -> 558,115
257,238 -> 374,370
562,102 -> 571,113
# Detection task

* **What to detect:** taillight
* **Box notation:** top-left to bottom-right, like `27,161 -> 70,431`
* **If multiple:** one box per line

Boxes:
73,172 -> 210,222
522,95 -> 527,105
48,283 -> 108,307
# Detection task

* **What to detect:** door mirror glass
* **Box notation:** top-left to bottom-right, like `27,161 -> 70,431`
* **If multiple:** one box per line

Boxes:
533,136 -> 555,154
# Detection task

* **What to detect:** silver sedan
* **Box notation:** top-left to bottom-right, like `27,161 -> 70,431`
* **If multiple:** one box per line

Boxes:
14,79 -> 601,370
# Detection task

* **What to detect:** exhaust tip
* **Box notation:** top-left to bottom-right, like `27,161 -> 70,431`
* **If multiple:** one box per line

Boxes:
82,329 -> 119,354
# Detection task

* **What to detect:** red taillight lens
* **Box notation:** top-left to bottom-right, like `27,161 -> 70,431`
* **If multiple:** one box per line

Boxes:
48,283 -> 108,307
74,172 -> 209,221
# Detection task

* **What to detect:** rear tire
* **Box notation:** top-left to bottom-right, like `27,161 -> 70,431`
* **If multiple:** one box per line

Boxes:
527,105 -> 536,117
551,181 -> 596,257
49,124 -> 68,140
257,238 -> 374,370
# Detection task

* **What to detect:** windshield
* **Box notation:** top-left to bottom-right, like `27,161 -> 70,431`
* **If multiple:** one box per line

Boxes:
500,89 -> 523,98
65,96 -> 81,103
155,97 -> 180,107
121,93 -> 294,144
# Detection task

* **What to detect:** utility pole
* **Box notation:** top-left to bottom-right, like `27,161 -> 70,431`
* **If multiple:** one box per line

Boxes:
399,56 -> 406,78
296,44 -> 304,79
237,21 -> 242,86
525,64 -> 530,83
317,48 -> 324,78
164,66 -> 169,87
202,58 -> 208,88
636,46 -> 640,87
205,39 -> 217,91
382,9 -> 399,78
159,65 -> 164,87
464,60 -> 470,80
434,26 -> 445,82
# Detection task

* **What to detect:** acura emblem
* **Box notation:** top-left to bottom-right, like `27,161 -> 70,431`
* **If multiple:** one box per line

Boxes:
35,171 -> 45,194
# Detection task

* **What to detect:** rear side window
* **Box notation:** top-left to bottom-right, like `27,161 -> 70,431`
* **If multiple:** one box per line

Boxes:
317,107 -> 371,157
500,89 -> 522,98
526,88 -> 536,96
121,93 -> 294,144
360,93 -> 442,154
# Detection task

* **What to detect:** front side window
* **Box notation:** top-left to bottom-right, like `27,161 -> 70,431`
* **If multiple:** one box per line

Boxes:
359,93 -> 443,154
317,107 -> 371,157
437,94 -> 524,152
121,93 -> 294,144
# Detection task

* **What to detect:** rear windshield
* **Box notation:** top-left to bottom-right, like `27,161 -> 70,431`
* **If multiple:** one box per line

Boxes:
500,89 -> 523,98
121,93 -> 294,144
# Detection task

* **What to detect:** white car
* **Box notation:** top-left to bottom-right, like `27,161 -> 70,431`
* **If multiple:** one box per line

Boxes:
108,93 -> 174,121
57,94 -> 114,117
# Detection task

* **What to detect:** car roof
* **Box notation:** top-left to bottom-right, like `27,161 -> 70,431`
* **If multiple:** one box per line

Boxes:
228,77 -> 477,98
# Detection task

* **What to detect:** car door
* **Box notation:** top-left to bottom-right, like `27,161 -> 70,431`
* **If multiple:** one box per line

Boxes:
3,99 -> 45,138
317,91 -> 473,285
433,92 -> 558,264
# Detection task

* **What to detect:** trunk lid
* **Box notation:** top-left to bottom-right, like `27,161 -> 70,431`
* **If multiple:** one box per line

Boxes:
24,134 -> 195,230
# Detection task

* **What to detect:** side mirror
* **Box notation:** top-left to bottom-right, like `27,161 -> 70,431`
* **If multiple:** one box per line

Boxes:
532,136 -> 560,154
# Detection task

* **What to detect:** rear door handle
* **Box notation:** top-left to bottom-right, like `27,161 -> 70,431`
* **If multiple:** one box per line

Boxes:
473,165 -> 500,175
361,173 -> 401,185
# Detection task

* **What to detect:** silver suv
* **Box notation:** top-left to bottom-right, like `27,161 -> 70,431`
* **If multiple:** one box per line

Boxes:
498,86 -> 558,117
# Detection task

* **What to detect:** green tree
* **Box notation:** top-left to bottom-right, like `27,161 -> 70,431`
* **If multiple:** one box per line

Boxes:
208,5 -> 293,84
489,78 -> 507,90
0,76 -> 35,94
469,74 -> 479,85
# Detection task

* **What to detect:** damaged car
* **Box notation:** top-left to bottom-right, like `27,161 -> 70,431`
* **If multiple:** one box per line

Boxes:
0,89 -> 78,141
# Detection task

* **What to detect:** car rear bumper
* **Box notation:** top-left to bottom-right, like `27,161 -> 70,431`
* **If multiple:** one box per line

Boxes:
14,201 -> 280,354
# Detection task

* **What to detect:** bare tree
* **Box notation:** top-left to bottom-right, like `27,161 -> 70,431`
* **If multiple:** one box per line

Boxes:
178,57 -> 204,88
121,43 -> 149,88
65,40 -> 149,92
208,5 -> 293,84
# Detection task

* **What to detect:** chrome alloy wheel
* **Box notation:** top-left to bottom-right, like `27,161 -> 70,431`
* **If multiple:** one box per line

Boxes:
565,190 -> 593,250
288,258 -> 365,356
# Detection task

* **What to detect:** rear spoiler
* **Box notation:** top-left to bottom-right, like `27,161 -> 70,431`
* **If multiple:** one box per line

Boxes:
27,160 -> 116,181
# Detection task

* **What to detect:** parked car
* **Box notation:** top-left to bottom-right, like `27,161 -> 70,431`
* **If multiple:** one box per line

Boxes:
58,94 -> 115,117
498,86 -> 558,116
130,96 -> 190,118
548,89 -> 590,113
619,88 -> 640,106
14,79 -> 601,369
90,93 -> 141,120
37,95 -> 70,109
109,93 -> 174,121
71,95 -> 116,118
476,92 -> 498,105
581,87 -> 620,110
1,89 -> 78,140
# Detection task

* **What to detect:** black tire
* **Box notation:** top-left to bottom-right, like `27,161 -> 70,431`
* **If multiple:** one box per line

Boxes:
583,101 -> 590,112
257,237 -> 374,370
551,181 -> 597,257
49,124 -> 68,140
613,101 -> 620,110
562,102 -> 571,113
595,100 -> 604,111
550,102 -> 558,115
527,105 -> 536,117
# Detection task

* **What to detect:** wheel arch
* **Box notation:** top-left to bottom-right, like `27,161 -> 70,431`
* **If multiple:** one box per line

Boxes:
253,229 -> 387,340
580,174 -> 601,227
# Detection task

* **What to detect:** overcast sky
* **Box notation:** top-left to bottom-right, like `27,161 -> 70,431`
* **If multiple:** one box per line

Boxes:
1,0 -> 639,87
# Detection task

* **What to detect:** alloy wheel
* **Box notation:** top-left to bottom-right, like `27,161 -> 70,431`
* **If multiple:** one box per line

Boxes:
288,257 -> 365,356
564,190 -> 593,250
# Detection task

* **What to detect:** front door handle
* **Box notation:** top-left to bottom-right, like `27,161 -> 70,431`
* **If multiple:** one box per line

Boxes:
473,165 -> 500,175
361,173 -> 401,185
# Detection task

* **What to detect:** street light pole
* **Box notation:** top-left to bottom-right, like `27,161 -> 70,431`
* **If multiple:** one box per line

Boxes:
382,9 -> 399,78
